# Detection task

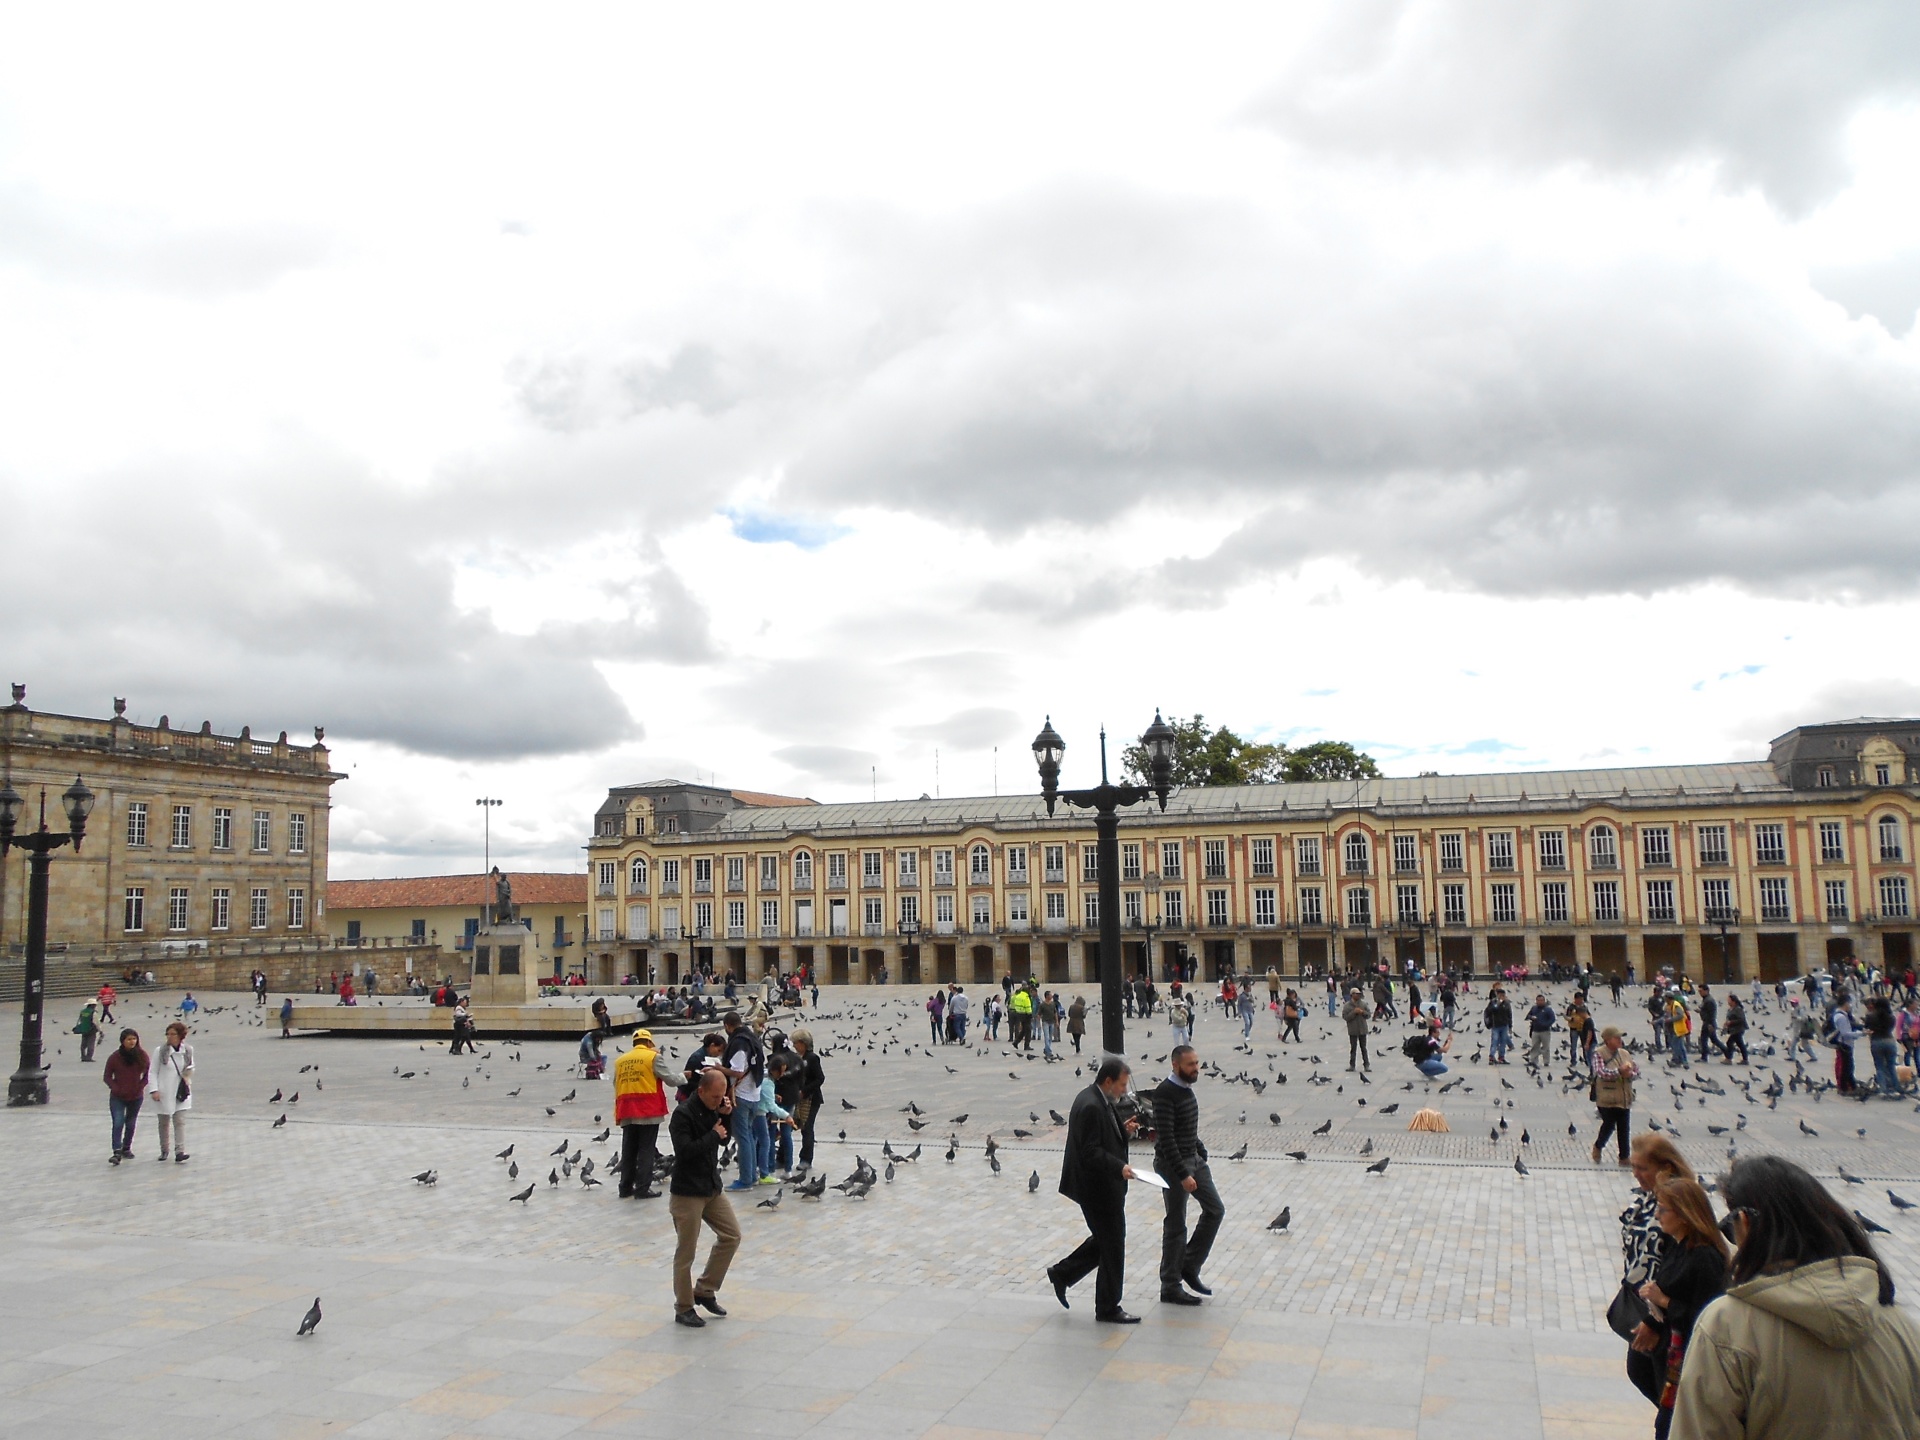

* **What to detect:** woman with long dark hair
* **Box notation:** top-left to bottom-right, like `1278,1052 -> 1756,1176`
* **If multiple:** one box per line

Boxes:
1618,1135 -> 1696,1405
1638,1176 -> 1729,1438
1671,1155 -> 1920,1438
102,1029 -> 148,1164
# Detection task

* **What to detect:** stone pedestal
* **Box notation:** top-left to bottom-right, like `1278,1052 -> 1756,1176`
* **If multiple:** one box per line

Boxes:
469,924 -> 537,1005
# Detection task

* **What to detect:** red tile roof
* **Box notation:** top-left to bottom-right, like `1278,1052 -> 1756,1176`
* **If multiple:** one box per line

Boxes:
326,872 -> 587,910
730,788 -> 815,808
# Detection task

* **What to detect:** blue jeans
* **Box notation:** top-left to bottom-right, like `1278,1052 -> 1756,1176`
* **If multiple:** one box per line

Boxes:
1668,1033 -> 1690,1066
952,1017 -> 967,1043
754,1110 -> 774,1174
1418,1058 -> 1449,1078
730,1101 -> 760,1187
1240,1010 -> 1254,1036
1872,1037 -> 1902,1094
110,1094 -> 141,1153
1489,1026 -> 1510,1061
1327,993 -> 1338,1017
1042,1024 -> 1054,1057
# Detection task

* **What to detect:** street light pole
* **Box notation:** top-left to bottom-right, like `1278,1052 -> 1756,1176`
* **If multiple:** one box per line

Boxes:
475,797 -> 502,875
1034,712 -> 1176,1058
1,775 -> 95,1106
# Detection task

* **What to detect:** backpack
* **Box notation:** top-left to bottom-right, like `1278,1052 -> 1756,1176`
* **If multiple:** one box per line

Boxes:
1401,1033 -> 1429,1061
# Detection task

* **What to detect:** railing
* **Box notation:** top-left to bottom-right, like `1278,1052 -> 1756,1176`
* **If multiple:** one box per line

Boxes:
970,920 -> 992,934
796,924 -> 815,937
759,925 -> 780,938
1206,866 -> 1230,880
1759,906 -> 1792,923
659,883 -> 680,896
1588,858 -> 1618,870
1006,919 -> 1030,932
662,925 -> 681,939
1535,858 -> 1565,871
1043,869 -> 1066,884
596,884 -> 616,898
1297,864 -> 1322,877
862,922 -> 884,937
792,876 -> 813,891
1645,908 -> 1677,924
692,879 -> 713,894
826,876 -> 847,890
1343,862 -> 1370,876
727,925 -> 746,938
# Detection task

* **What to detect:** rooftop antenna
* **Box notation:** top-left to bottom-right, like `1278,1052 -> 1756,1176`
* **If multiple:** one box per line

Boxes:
935,748 -> 940,799
993,746 -> 998,796
871,765 -> 877,802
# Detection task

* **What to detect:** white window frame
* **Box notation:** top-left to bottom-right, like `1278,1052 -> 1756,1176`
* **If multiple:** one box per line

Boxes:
1250,837 -> 1275,877
1162,890 -> 1185,927
1253,887 -> 1278,927
598,860 -> 617,892
932,848 -> 955,884
826,852 -> 847,886
1084,891 -> 1101,927
171,804 -> 192,850
1535,830 -> 1566,870
1161,840 -> 1183,879
123,887 -> 145,932
1295,836 -> 1322,876
1345,887 -> 1372,928
726,855 -> 746,891
1824,878 -> 1849,921
1540,881 -> 1569,924
970,844 -> 992,883
1696,824 -> 1729,866
1044,845 -> 1066,883
1819,821 -> 1845,864
1008,891 -> 1030,925
167,886 -> 190,932
252,809 -> 271,853
1123,890 -> 1143,925
287,887 -> 307,930
1084,845 -> 1102,883
861,850 -> 883,885
1296,886 -> 1322,926
1484,831 -> 1514,872
250,887 -> 270,930
1588,825 -> 1618,869
210,888 -> 230,932
898,894 -> 920,927
1644,879 -> 1676,923
1438,832 -> 1464,872
726,899 -> 746,935
211,806 -> 233,851
1758,877 -> 1791,922
630,902 -> 652,937
1489,882 -> 1517,924
1701,877 -> 1733,921
1641,826 -> 1673,868
1879,816 -> 1904,862
1006,846 -> 1028,882
1754,824 -> 1786,865
1880,875 -> 1911,920
793,850 -> 813,886
1395,883 -> 1420,923
598,907 -> 617,941
630,855 -> 650,890
1441,882 -> 1467,925
864,897 -> 885,929
1591,880 -> 1621,924
1203,838 -> 1228,879
1343,831 -> 1370,875
1206,888 -> 1229,927
760,854 -> 779,890
1392,832 -> 1419,873
897,849 -> 919,886
126,801 -> 148,848
1121,841 -> 1144,881
1044,891 -> 1067,922
288,812 -> 307,856
971,893 -> 991,928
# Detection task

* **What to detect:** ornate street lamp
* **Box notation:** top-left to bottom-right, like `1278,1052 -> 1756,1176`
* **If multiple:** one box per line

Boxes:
1033,712 -> 1175,1057
2,774 -> 94,1105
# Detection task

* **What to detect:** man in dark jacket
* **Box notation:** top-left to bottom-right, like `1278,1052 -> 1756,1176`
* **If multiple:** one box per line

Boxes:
667,1070 -> 740,1328
1047,1058 -> 1140,1323
1152,1045 -> 1224,1306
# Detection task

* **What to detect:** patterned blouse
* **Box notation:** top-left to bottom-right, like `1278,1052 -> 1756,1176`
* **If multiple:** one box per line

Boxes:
1620,1190 -> 1672,1286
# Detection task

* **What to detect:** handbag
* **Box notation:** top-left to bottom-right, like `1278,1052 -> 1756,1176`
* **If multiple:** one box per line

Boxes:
1606,1280 -> 1649,1340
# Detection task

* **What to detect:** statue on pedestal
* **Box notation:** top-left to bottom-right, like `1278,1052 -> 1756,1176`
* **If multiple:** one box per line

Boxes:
490,866 -> 514,926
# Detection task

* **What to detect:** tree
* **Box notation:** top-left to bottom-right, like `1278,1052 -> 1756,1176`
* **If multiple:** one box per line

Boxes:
1120,716 -> 1379,788
1119,714 -> 1285,788
1281,740 -> 1380,783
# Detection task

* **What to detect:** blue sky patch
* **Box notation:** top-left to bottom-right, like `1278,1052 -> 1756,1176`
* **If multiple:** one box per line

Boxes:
724,507 -> 851,550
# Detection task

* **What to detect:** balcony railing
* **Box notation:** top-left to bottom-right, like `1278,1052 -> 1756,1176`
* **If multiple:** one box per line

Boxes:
792,876 -> 813,891
596,884 -> 617,898
1393,860 -> 1420,874
692,879 -> 713,894
1759,906 -> 1792,923
1043,869 -> 1066,884
796,923 -> 815,937
726,925 -> 746,939
1645,908 -> 1677,924
826,875 -> 847,890
862,922 -> 884,937
970,920 -> 993,934
1006,918 -> 1030,932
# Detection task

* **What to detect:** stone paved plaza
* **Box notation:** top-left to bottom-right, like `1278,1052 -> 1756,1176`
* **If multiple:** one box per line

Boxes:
3,980 -> 1917,1438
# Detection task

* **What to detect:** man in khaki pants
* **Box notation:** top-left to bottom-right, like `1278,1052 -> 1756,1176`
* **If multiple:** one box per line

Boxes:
668,1069 -> 741,1328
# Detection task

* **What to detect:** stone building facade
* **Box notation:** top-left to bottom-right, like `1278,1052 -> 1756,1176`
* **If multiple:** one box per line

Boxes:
324,871 -> 587,983
0,688 -> 344,989
582,720 -> 1920,989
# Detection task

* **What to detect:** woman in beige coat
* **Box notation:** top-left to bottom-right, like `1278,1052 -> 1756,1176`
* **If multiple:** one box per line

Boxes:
147,1022 -> 195,1163
1672,1155 -> 1920,1439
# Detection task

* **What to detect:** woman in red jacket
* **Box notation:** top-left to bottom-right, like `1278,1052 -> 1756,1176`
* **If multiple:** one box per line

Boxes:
103,1029 -> 149,1164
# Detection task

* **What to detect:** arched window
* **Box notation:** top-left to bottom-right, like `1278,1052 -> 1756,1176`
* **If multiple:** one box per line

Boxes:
969,844 -> 992,882
1588,824 -> 1618,868
792,849 -> 814,886
1343,831 -> 1371,875
1879,815 -> 1905,863
629,855 -> 648,889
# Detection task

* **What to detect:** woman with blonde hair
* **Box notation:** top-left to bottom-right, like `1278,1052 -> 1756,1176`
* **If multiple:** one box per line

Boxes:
1617,1134 -> 1697,1405
1592,1025 -> 1640,1165
1639,1175 -> 1729,1438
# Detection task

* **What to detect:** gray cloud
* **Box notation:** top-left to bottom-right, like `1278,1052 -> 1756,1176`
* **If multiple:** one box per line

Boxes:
1259,1 -> 1920,214
0,448 -> 712,760
1812,253 -> 1920,336
897,706 -> 1021,750
772,744 -> 878,786
1737,681 -> 1920,759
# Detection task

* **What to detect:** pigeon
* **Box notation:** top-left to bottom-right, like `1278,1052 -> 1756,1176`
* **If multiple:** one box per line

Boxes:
510,1183 -> 534,1203
546,1108 -> 557,1116
272,1113 -> 287,1129
1312,1119 -> 1333,1136
297,1298 -> 322,1336
945,1143 -> 957,1162
1520,1129 -> 1531,1145
907,1117 -> 929,1131
508,1161 -> 519,1180
1514,1157 -> 1530,1177
288,1092 -> 299,1104
1227,1143 -> 1248,1161
758,1188 -> 783,1209
1013,1128 -> 1033,1139
1359,1138 -> 1374,1157
497,1145 -> 515,1160
1366,1157 -> 1391,1175
1267,1206 -> 1291,1231
561,1089 -> 577,1102
841,1099 -> 857,1110
548,1169 -> 559,1186
1286,1150 -> 1308,1161
269,1088 -> 283,1102
988,1154 -> 1002,1176
593,1128 -> 610,1143
1857,1211 -> 1892,1235
950,1114 -> 969,1124
1378,1104 -> 1399,1116
1269,1113 -> 1283,1126
1800,1119 -> 1818,1136
411,1169 -> 438,1186
1029,1170 -> 1041,1192
796,1174 -> 827,1199
1050,1109 -> 1067,1125
550,1140 -> 569,1156
1839,1166 -> 1865,1186
1889,1190 -> 1917,1211
1568,1123 -> 1578,1137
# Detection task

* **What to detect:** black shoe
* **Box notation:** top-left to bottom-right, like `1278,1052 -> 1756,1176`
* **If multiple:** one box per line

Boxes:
1182,1271 -> 1212,1296
1160,1289 -> 1202,1306
1096,1309 -> 1141,1324
1047,1267 -> 1069,1310
636,1188 -> 662,1199
694,1293 -> 727,1317
174,1153 -> 190,1164
674,1309 -> 706,1328
618,1188 -> 635,1199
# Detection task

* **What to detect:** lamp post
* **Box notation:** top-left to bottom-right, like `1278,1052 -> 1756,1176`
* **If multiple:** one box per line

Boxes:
475,797 -> 503,873
899,916 -> 920,985
1717,911 -> 1739,985
1,775 -> 95,1106
1033,712 -> 1176,1057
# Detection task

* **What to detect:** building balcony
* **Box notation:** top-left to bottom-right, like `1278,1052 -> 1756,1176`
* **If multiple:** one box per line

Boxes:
1297,866 -> 1322,878
725,882 -> 745,895
861,877 -> 885,890
862,922 -> 884,937
1205,867 -> 1230,881
970,920 -> 993,934
758,925 -> 779,939
759,881 -> 781,894
792,877 -> 813,892
1342,863 -> 1370,877
596,885 -> 616,898
692,880 -> 713,895
795,924 -> 814,938
1393,862 -> 1420,875
1645,910 -> 1678,924
1043,870 -> 1066,885
932,876 -> 954,888
724,925 -> 745,939
1759,906 -> 1792,923
1536,859 -> 1565,871
659,883 -> 680,897
661,925 -> 681,940
826,876 -> 847,891
969,874 -> 992,887
1043,917 -> 1069,933
1006,919 -> 1030,933
1485,861 -> 1515,874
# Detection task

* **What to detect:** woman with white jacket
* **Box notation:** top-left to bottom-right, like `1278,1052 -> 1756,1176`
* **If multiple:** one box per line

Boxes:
148,1022 -> 195,1163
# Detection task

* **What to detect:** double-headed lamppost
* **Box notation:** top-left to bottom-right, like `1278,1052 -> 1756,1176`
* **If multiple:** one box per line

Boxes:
1034,712 -> 1177,1058
1,775 -> 96,1106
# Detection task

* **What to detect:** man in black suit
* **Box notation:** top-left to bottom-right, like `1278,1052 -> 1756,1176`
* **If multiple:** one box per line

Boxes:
1047,1057 -> 1141,1323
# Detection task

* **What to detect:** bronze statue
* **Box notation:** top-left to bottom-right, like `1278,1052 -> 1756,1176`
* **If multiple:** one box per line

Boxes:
490,866 -> 513,925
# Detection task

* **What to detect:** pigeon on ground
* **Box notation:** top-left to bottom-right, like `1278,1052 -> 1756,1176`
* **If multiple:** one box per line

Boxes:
1514,1157 -> 1529,1177
297,1298 -> 322,1336
593,1127 -> 610,1142
1800,1119 -> 1818,1136
758,1188 -> 783,1209
1312,1119 -> 1333,1136
951,1114 -> 969,1124
1360,1138 -> 1374,1157
1286,1150 -> 1308,1161
508,1161 -> 519,1180
1227,1143 -> 1248,1161
1366,1157 -> 1391,1174
411,1170 -> 438,1186
548,1169 -> 559,1186
988,1154 -> 1002,1176
1857,1211 -> 1892,1234
1267,1206 -> 1291,1231
497,1145 -> 515,1159
269,1089 -> 282,1102
550,1140 -> 569,1156
1889,1190 -> 1916,1211
908,1117 -> 929,1130
510,1183 -> 534,1203
1029,1170 -> 1040,1192
272,1113 -> 287,1129
842,1099 -> 857,1110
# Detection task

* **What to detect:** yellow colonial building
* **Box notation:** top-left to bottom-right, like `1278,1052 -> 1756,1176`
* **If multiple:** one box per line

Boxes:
0,687 -> 344,990
582,722 -> 1920,988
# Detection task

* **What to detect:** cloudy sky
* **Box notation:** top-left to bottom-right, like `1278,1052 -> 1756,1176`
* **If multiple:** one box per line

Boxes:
4,2 -> 1919,877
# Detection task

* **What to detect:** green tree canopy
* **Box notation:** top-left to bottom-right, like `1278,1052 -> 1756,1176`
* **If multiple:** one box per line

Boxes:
1119,716 -> 1378,789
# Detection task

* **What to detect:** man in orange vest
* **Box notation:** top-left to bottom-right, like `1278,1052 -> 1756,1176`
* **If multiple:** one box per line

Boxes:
615,1028 -> 677,1198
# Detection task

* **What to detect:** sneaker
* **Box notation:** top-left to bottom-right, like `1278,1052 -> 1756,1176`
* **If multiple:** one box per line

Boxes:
725,1182 -> 753,1191
108,1153 -> 121,1166
756,1175 -> 780,1185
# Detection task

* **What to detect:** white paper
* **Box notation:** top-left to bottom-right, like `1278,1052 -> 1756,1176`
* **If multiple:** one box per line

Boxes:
1130,1170 -> 1170,1190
